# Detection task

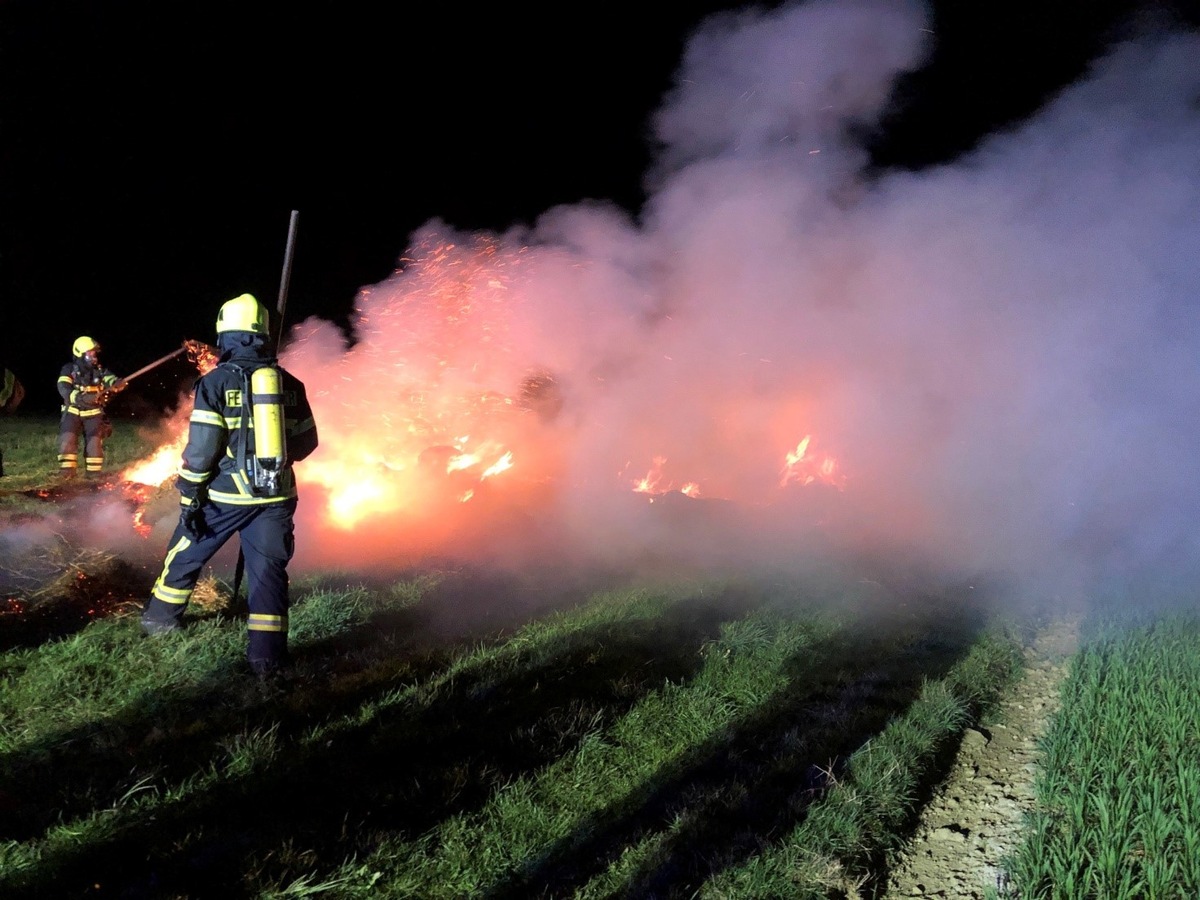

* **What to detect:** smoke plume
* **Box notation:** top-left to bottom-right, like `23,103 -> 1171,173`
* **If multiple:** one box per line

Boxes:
200,0 -> 1200,604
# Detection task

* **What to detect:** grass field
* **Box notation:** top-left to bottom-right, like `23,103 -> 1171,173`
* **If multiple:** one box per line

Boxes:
0,413 -> 154,492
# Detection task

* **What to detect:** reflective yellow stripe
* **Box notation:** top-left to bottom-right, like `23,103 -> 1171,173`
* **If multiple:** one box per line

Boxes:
231,468 -> 252,495
151,536 -> 194,605
247,614 -> 287,633
206,488 -> 292,505
152,584 -> 192,605
190,409 -> 225,427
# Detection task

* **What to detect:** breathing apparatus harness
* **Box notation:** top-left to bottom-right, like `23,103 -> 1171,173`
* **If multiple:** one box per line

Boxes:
222,359 -> 288,498
213,291 -> 288,499
68,360 -> 104,402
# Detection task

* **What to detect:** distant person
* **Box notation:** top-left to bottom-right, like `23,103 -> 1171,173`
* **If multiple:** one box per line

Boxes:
140,293 -> 319,679
56,336 -> 125,477
1,363 -> 23,414
0,362 -> 25,477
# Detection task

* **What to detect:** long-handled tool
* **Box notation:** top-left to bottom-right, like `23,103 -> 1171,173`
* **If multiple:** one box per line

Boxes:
76,343 -> 190,407
121,344 -> 189,385
274,209 -> 299,349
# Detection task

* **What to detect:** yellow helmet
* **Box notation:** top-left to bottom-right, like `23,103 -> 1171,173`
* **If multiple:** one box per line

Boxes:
73,336 -> 100,358
216,293 -> 270,335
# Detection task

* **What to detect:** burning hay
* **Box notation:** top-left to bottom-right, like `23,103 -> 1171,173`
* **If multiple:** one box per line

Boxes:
187,573 -> 238,615
0,535 -> 152,650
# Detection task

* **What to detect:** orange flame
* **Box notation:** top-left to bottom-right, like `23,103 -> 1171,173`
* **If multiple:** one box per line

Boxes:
184,340 -> 219,375
120,343 -> 216,491
116,346 -> 217,536
123,430 -> 188,488
481,451 -> 514,479
632,456 -> 669,494
629,459 -> 702,499
110,239 -> 849,551
780,435 -> 844,489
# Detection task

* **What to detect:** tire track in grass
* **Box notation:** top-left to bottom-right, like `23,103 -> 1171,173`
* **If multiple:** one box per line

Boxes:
882,617 -> 1079,899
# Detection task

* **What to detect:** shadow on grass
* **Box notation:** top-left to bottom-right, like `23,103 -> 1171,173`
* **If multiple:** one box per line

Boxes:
0,579 -> 754,899
480,591 -> 993,899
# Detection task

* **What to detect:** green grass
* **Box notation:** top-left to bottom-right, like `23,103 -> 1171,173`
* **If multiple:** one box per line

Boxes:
0,412 -> 156,498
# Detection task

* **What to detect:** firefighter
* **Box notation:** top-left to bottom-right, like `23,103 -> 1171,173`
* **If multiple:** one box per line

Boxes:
57,336 -> 125,476
1,362 -> 25,477
1,364 -> 23,414
140,293 -> 319,678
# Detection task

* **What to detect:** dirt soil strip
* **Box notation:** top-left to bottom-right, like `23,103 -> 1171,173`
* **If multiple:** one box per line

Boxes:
882,618 -> 1080,899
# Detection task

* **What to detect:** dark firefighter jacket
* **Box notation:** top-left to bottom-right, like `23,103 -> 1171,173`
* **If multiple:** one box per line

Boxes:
177,346 -> 319,506
58,359 -> 119,416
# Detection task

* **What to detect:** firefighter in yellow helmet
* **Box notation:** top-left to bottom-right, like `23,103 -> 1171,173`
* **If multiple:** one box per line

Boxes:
56,336 -> 125,477
141,294 -> 319,678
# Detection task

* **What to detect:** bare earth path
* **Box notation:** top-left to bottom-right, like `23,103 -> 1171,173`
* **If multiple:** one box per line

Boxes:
881,618 -> 1080,899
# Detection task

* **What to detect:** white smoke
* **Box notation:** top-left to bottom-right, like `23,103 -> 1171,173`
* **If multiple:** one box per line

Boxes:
275,0 -> 1199,604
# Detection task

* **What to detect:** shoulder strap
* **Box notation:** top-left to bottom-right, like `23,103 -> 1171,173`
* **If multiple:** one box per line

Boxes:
234,364 -> 253,480
216,362 -> 255,479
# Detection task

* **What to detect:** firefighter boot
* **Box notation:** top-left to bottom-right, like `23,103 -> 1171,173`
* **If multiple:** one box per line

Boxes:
140,604 -> 182,636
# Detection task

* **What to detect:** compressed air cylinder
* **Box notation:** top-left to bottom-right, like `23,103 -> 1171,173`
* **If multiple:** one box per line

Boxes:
251,366 -> 287,493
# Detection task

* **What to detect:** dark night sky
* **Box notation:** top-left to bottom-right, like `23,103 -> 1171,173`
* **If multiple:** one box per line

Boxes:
2,0 -> 1196,415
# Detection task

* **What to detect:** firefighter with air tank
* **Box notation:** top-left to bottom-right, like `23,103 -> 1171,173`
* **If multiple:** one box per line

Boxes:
140,293 -> 319,678
56,336 -> 126,477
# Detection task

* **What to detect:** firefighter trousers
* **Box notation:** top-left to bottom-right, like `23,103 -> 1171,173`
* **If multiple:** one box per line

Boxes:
142,498 -> 297,671
58,411 -> 110,473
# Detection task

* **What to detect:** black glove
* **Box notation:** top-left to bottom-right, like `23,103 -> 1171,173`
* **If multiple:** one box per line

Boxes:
178,479 -> 211,539
180,496 -> 210,540
176,476 -> 207,500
